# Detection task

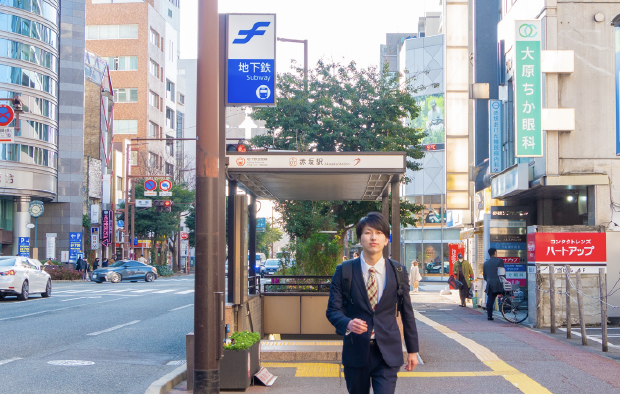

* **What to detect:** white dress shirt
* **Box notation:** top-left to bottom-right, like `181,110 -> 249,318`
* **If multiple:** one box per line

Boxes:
360,252 -> 387,304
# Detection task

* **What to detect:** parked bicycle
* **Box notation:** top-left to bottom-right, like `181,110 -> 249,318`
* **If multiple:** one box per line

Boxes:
499,280 -> 528,324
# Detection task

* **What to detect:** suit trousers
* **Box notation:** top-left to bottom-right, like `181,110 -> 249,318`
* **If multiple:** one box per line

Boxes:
486,292 -> 501,319
343,341 -> 400,394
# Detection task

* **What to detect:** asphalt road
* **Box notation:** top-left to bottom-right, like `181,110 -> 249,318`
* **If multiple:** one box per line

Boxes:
0,275 -> 196,394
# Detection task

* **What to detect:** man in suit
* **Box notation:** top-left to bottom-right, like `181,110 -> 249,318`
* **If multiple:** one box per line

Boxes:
326,212 -> 419,394
483,248 -> 505,321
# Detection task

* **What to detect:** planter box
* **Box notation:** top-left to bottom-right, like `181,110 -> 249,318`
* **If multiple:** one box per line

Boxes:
220,341 -> 261,391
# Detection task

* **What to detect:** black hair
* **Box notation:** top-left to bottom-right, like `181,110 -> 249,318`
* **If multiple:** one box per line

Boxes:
356,212 -> 390,240
488,248 -> 497,257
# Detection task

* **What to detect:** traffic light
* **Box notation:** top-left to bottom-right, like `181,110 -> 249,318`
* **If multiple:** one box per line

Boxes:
226,140 -> 247,152
153,200 -> 173,213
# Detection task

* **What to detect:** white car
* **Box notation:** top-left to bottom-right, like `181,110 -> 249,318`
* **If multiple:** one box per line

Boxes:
0,257 -> 52,300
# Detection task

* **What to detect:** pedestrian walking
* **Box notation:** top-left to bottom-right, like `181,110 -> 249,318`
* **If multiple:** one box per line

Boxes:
327,212 -> 419,394
76,256 -> 86,280
483,248 -> 505,321
138,254 -> 147,264
453,253 -> 473,307
409,260 -> 422,293
93,257 -> 100,271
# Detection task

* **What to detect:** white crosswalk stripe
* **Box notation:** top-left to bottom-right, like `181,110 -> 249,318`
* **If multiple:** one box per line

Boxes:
175,290 -> 195,294
130,289 -> 155,293
151,289 -> 177,294
51,288 -> 192,296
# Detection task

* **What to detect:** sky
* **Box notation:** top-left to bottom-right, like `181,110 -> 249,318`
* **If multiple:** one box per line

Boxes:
180,0 -> 442,70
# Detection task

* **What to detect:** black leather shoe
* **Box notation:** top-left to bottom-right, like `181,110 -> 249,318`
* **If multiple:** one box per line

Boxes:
488,317 -> 494,321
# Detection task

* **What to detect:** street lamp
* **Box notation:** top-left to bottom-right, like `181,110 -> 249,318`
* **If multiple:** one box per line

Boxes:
276,37 -> 308,91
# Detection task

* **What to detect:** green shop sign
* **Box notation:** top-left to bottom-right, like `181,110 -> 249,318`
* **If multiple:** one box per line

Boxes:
515,20 -> 542,157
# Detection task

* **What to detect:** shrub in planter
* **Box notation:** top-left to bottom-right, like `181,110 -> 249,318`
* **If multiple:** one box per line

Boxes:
221,331 -> 261,390
44,266 -> 82,280
152,264 -> 174,277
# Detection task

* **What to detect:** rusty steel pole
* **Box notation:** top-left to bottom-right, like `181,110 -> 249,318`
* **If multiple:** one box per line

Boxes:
194,0 -> 221,392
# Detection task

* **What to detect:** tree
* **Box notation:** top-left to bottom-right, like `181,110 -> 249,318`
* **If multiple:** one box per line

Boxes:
256,220 -> 283,258
125,180 -> 195,272
251,60 -> 428,243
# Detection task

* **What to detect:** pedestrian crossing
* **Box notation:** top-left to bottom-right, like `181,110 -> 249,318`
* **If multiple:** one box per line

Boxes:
53,288 -> 194,296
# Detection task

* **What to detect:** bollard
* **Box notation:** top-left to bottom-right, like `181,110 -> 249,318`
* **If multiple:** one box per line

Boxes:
549,265 -> 555,334
565,265 -> 571,339
576,271 -> 587,346
599,268 -> 608,352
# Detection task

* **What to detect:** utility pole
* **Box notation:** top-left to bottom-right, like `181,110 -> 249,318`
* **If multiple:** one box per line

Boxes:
194,0 -> 222,392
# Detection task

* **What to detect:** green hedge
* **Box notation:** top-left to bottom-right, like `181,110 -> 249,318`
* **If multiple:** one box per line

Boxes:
223,331 -> 261,351
153,264 -> 174,277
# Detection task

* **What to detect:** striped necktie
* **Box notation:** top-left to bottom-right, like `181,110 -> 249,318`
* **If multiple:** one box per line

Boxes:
367,267 -> 377,339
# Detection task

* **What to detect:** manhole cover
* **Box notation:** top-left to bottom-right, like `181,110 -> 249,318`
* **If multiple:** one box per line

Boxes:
48,360 -> 95,366
166,360 -> 187,366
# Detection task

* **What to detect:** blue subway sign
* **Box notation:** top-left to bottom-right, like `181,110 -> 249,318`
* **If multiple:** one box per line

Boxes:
226,14 -> 276,107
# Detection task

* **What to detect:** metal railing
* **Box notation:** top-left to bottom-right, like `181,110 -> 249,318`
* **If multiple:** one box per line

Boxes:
261,275 -> 332,294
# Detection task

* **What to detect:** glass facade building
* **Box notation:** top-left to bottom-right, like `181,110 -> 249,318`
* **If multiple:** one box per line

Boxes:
0,2 -> 59,254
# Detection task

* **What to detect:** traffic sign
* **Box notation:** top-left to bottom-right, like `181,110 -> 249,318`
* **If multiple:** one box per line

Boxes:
159,179 -> 172,191
181,232 -> 188,240
0,104 -> 14,126
136,199 -> 153,208
117,220 -> 124,228
159,191 -> 172,196
226,14 -> 276,106
144,179 -> 157,191
144,191 -> 157,197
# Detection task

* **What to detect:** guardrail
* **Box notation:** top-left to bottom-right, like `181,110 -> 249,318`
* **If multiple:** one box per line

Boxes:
261,275 -> 332,294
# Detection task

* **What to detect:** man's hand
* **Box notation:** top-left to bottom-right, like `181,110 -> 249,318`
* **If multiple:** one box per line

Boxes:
405,353 -> 418,371
346,318 -> 368,334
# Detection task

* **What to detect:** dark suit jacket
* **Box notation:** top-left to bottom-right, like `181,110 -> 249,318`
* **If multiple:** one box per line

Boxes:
483,256 -> 505,294
326,258 -> 419,368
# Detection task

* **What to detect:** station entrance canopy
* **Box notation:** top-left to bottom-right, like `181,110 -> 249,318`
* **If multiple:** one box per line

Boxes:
226,152 -> 407,201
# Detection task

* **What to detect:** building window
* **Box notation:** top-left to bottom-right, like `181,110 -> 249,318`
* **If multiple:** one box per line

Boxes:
148,121 -> 158,138
86,24 -> 139,40
178,68 -> 185,76
113,88 -> 138,103
165,162 -> 174,175
0,12 -> 58,49
149,59 -> 159,77
148,152 -> 157,168
168,0 -> 179,7
108,56 -> 138,71
149,28 -> 160,47
178,93 -> 185,105
148,91 -> 159,109
168,9 -> 172,17
116,176 -> 123,191
166,80 -> 175,100
166,136 -> 174,157
166,107 -> 174,129
130,151 -> 138,166
113,120 -> 138,134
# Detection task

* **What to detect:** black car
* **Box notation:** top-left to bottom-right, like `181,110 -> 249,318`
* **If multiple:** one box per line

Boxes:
91,260 -> 158,283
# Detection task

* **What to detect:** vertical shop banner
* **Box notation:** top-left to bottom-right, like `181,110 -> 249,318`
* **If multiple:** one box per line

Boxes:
102,210 -> 112,247
448,243 -> 465,289
46,234 -> 56,259
69,232 -> 82,262
515,20 -> 542,157
18,237 -> 30,257
489,100 -> 502,173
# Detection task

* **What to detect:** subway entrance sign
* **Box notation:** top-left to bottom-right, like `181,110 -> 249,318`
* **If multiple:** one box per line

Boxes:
226,14 -> 276,106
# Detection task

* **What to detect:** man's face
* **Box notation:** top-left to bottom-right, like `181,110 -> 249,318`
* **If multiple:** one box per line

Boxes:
360,225 -> 389,255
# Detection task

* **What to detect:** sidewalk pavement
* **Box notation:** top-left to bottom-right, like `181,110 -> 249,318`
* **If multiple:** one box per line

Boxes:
155,288 -> 620,394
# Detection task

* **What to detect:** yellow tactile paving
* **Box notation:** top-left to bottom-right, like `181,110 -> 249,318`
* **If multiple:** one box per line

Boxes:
260,341 -> 342,346
260,313 -> 553,394
414,311 -> 552,394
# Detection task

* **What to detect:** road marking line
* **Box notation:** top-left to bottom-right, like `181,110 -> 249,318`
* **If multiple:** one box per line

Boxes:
415,312 -> 552,393
151,289 -> 176,294
0,297 -> 132,321
108,289 -> 130,293
60,297 -> 88,302
175,290 -> 195,294
169,303 -> 194,311
558,328 -> 620,349
131,289 -> 154,293
86,320 -> 141,336
0,358 -> 21,366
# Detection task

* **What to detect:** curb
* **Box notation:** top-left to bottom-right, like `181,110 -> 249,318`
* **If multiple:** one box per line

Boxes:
51,280 -> 89,283
145,365 -> 187,394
